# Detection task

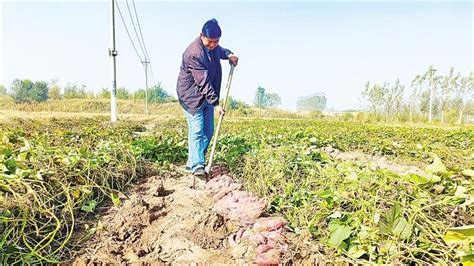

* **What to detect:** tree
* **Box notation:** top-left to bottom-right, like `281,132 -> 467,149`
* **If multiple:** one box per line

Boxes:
63,83 -> 87,99
254,86 -> 267,108
131,84 -> 174,103
383,79 -> 404,119
267,93 -> 281,107
9,79 -> 49,102
418,65 -> 441,123
254,86 -> 281,108
48,78 -> 61,100
439,67 -> 459,124
227,96 -> 249,110
0,84 -> 6,95
132,89 -> 145,100
31,81 -> 49,102
116,87 -> 130,100
297,93 -> 327,112
409,76 -> 423,122
362,80 -> 404,121
457,72 -> 474,124
148,83 -> 174,103
11,79 -> 33,103
362,82 -> 385,116
98,88 -> 111,99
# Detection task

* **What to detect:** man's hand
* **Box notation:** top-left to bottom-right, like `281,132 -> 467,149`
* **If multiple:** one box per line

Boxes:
215,105 -> 225,116
228,54 -> 239,66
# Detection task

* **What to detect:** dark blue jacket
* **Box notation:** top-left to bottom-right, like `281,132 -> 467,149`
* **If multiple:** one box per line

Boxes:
176,37 -> 232,115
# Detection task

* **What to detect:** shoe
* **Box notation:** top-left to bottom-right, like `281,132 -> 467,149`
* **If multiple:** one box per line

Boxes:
193,167 -> 207,180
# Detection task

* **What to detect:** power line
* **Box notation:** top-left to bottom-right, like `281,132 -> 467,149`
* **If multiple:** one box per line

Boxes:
130,0 -> 156,86
115,0 -> 143,62
117,0 -> 157,87
126,0 -> 147,60
131,0 -> 151,61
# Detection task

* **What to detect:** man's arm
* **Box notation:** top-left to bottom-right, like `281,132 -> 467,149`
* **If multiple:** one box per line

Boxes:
186,53 -> 219,106
219,46 -> 239,66
218,47 -> 233,59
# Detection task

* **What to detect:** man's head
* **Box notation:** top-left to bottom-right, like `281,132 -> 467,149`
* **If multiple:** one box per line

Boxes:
200,18 -> 221,51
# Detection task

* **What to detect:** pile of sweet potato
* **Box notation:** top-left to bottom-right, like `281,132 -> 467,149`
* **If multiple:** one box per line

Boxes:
205,167 -> 288,264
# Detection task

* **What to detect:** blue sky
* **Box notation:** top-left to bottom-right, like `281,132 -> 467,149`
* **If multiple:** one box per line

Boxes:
1,1 -> 472,111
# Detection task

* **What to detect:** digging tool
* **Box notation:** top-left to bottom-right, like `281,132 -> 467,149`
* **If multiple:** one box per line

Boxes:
205,65 -> 235,176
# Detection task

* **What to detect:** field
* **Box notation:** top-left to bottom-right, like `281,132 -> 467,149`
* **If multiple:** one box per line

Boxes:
0,114 -> 473,264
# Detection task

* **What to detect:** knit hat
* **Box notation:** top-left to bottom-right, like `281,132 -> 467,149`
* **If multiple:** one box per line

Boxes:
202,18 -> 222,38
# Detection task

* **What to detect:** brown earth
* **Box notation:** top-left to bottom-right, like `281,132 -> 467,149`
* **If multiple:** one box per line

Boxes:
321,146 -> 425,176
71,171 -> 237,264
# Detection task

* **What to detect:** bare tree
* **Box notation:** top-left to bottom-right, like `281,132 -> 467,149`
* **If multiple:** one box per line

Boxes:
457,72 -> 474,125
383,79 -> 404,120
439,67 -> 460,124
362,82 -> 385,117
418,65 -> 441,123
409,75 -> 423,123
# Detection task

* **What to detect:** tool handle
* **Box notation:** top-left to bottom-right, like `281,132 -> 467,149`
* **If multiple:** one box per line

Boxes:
206,65 -> 235,174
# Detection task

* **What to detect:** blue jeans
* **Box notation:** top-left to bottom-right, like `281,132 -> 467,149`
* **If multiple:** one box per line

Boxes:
183,101 -> 214,173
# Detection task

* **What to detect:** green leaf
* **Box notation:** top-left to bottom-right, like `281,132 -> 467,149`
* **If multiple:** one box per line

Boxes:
81,200 -> 97,213
425,154 -> 447,174
328,225 -> 352,247
347,244 -> 366,259
380,203 -> 401,235
444,225 -> 474,245
0,163 -> 8,173
456,250 -> 474,264
111,192 -> 121,206
319,190 -> 333,198
392,217 -> 412,239
462,169 -> 474,178
403,173 -> 441,184
379,203 -> 412,239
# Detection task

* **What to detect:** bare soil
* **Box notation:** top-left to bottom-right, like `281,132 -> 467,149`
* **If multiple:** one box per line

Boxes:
71,172 -> 237,264
321,146 -> 425,176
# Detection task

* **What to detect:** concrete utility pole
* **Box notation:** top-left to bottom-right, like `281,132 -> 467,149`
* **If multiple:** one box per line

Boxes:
142,59 -> 150,116
109,0 -> 118,122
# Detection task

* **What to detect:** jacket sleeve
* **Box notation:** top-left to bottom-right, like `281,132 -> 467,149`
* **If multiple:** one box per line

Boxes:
218,46 -> 233,60
186,53 -> 220,106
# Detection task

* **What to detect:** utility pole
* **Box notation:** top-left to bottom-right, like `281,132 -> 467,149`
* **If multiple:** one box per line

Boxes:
142,59 -> 150,116
109,0 -> 118,122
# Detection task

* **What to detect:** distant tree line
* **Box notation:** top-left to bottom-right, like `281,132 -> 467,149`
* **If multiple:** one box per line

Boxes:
224,96 -> 249,110
1,78 -> 175,103
362,66 -> 473,124
297,93 -> 327,112
254,86 -> 281,108
0,79 -> 274,110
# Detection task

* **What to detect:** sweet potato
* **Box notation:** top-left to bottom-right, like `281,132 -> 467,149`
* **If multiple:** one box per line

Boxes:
254,248 -> 281,265
214,183 -> 242,200
252,217 -> 286,232
256,244 -> 273,254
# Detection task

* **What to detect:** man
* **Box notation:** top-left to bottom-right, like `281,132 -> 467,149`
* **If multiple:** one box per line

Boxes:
176,18 -> 238,178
